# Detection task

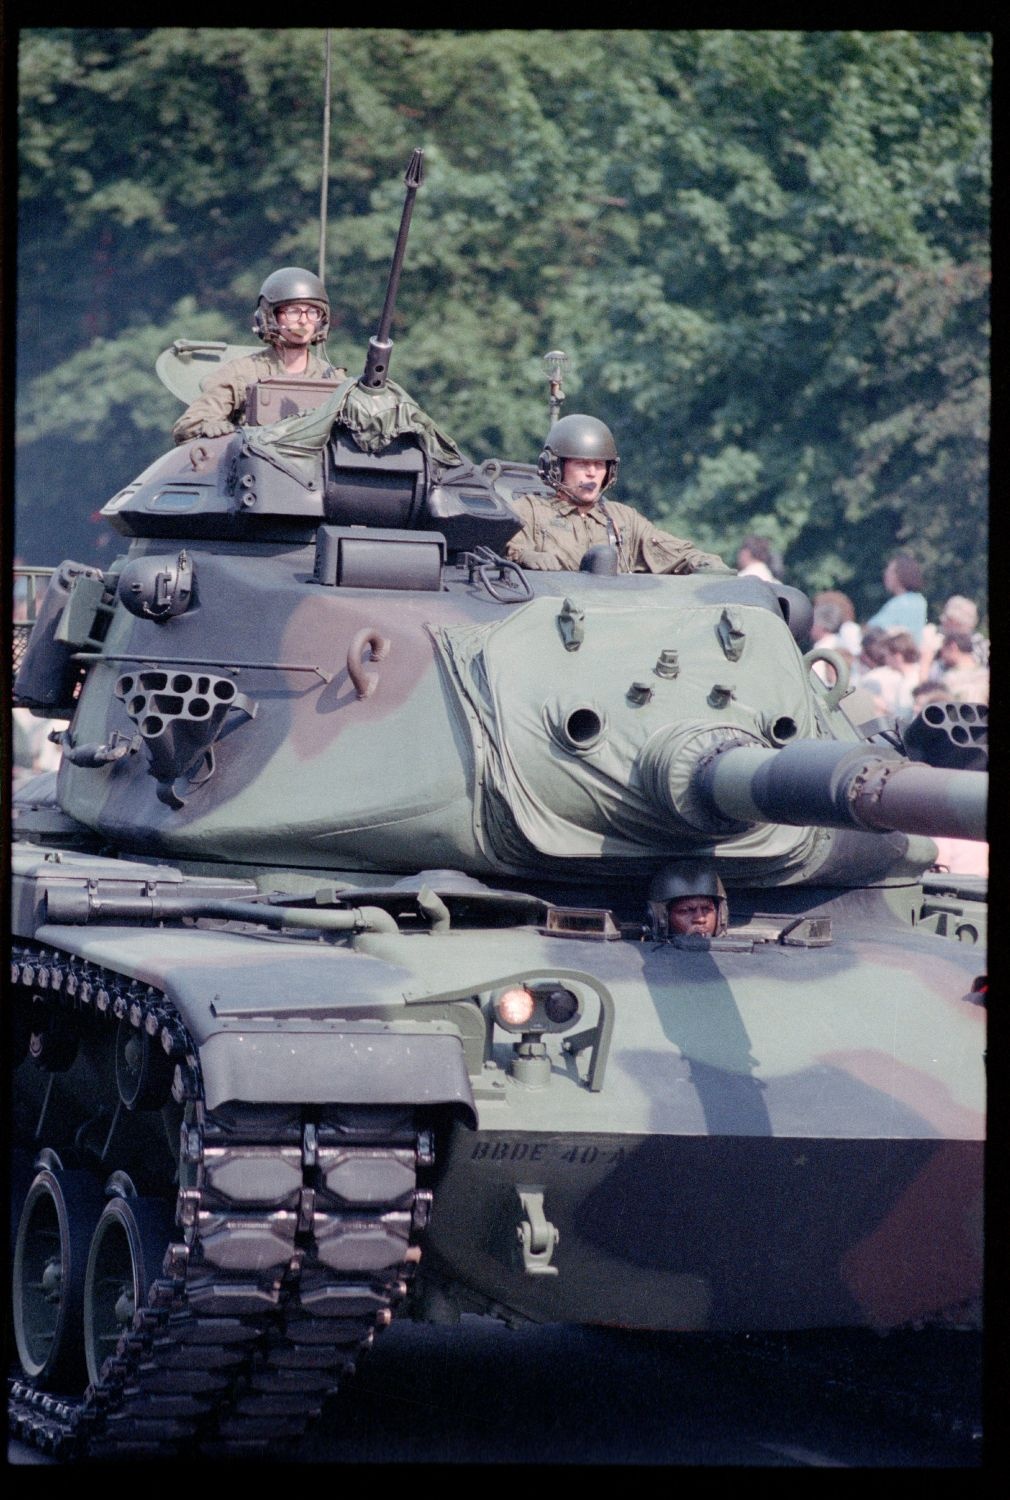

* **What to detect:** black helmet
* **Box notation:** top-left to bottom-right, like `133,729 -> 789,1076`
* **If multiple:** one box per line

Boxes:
538,413 -> 620,495
253,266 -> 330,346
647,860 -> 729,938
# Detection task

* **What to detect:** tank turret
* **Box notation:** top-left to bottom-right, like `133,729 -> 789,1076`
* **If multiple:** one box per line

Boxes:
15,552 -> 986,886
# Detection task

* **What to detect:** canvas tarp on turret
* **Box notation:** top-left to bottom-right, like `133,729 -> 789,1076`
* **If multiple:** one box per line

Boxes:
431,595 -> 822,876
246,376 -> 463,484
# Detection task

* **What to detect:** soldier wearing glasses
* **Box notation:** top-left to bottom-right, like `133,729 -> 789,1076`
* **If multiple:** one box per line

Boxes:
172,267 -> 345,443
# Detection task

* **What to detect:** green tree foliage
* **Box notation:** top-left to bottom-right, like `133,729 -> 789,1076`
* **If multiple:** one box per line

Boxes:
17,28 -> 988,621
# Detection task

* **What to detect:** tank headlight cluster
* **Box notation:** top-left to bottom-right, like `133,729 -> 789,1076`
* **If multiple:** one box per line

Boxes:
495,987 -> 537,1028
491,983 -> 582,1035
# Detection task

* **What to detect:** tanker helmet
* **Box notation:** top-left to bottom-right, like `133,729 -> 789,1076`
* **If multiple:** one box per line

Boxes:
254,267 -> 330,346
647,860 -> 729,938
538,413 -> 620,495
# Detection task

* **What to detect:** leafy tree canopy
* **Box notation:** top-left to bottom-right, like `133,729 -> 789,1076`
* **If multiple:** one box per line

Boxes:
17,28 -> 989,623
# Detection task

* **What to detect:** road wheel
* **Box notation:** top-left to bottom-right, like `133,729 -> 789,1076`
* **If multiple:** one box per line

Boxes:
83,1193 -> 174,1386
13,1166 -> 105,1389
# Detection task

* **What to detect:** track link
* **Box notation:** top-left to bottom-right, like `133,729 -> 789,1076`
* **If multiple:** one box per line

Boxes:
10,941 -> 432,1459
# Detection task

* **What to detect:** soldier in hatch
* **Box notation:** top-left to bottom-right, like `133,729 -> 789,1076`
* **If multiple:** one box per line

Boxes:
504,414 -> 731,575
172,267 -> 346,443
647,862 -> 730,941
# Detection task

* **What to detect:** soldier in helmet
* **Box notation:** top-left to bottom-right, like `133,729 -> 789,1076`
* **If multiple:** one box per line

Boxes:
647,861 -> 730,942
172,267 -> 346,443
504,414 -> 730,575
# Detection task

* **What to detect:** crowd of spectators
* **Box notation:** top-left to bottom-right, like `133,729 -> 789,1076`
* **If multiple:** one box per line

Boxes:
807,555 -> 990,720
737,541 -> 989,714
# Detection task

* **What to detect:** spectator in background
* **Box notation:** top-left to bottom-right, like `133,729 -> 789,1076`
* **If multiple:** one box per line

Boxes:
911,682 -> 954,712
13,566 -> 66,791
736,535 -> 782,583
936,632 -> 989,704
883,628 -> 923,706
809,600 -> 852,685
864,554 -> 928,645
931,834 -> 988,880
812,588 -> 862,659
13,563 -> 30,621
854,626 -> 915,719
922,595 -> 989,683
811,600 -> 845,647
12,707 -> 65,790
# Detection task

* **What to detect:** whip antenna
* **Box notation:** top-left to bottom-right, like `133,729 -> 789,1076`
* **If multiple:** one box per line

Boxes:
318,29 -> 332,283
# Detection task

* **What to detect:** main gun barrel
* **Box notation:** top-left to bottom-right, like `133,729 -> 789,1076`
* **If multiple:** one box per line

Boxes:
692,739 -> 987,843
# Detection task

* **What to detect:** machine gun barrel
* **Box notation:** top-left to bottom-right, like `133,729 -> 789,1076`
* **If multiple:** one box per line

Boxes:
360,147 -> 424,391
693,739 -> 987,843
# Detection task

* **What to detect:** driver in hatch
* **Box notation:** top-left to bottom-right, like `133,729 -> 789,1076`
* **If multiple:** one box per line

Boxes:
647,862 -> 730,942
172,267 -> 346,443
504,415 -> 732,575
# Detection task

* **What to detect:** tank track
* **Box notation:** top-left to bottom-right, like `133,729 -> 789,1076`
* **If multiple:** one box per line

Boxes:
9,940 -> 433,1460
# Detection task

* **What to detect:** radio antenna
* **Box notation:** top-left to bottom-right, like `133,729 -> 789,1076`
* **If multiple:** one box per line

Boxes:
318,29 -> 332,283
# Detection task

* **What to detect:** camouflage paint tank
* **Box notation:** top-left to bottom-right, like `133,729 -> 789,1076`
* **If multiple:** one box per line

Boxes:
10,175 -> 986,1462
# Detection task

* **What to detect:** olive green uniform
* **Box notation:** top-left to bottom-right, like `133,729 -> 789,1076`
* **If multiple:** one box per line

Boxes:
504,491 -> 731,574
172,348 -> 344,444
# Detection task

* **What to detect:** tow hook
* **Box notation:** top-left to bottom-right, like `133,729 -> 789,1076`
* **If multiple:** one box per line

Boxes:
514,1186 -> 559,1276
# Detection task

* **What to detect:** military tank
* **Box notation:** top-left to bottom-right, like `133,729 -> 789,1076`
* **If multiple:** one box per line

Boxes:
10,155 -> 986,1460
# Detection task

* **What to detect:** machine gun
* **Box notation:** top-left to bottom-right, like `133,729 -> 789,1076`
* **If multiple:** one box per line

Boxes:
360,147 -> 425,391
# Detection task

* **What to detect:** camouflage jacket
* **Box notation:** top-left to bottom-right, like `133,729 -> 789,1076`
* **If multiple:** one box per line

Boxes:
171,348 -> 344,444
503,491 -> 731,575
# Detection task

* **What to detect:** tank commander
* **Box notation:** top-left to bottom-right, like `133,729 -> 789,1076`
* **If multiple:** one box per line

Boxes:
504,414 -> 732,575
647,861 -> 730,942
172,267 -> 346,443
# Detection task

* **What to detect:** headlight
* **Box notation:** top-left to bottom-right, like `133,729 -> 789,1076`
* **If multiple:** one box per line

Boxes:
491,982 -> 582,1034
494,986 -> 536,1028
542,986 -> 579,1025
